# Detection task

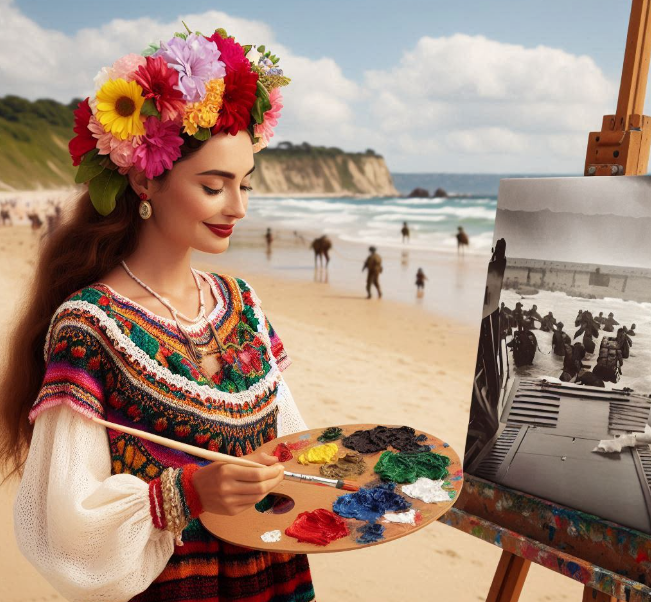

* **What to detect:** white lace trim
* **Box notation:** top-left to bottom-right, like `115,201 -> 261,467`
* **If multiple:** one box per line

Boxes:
44,300 -> 283,411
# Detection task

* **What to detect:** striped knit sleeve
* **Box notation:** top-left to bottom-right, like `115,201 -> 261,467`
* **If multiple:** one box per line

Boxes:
28,321 -> 111,424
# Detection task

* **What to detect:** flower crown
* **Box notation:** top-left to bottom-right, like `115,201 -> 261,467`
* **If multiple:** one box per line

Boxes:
69,24 -> 289,215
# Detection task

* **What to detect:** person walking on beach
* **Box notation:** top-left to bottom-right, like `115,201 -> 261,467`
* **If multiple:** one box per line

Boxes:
6,26 -> 316,602
415,267 -> 427,297
265,227 -> 273,247
363,246 -> 383,299
629,323 -> 637,336
603,312 -> 620,333
1,202 -> 12,226
401,221 -> 410,243
456,226 -> 469,256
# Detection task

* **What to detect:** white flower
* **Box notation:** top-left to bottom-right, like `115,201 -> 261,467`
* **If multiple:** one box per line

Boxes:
245,47 -> 262,66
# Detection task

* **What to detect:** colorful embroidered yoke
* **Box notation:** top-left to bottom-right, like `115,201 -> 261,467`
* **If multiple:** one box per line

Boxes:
29,273 -> 315,602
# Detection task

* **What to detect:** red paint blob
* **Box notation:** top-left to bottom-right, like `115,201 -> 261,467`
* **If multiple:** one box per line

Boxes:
285,508 -> 349,546
287,439 -> 312,451
272,442 -> 293,461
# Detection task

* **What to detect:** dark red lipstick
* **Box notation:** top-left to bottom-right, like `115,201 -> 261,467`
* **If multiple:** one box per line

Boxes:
204,223 -> 234,238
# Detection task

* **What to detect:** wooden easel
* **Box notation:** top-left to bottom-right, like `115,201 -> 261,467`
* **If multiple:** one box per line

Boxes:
441,1 -> 651,600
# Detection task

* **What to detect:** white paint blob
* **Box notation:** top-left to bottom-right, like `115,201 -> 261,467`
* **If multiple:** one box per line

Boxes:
382,508 -> 418,525
401,478 -> 451,503
261,529 -> 283,543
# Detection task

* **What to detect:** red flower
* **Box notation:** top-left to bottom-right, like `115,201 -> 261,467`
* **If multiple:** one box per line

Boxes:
241,291 -> 254,306
222,348 -> 236,365
238,347 -> 262,374
154,418 -> 168,432
108,392 -> 125,409
98,295 -> 110,307
134,56 -> 186,123
194,433 -> 210,445
71,346 -> 86,358
212,66 -> 258,136
69,98 -> 96,166
206,33 -> 249,71
175,425 -> 191,438
54,340 -> 68,355
211,370 -> 225,385
87,356 -> 100,371
127,405 -> 142,421
208,438 -> 222,452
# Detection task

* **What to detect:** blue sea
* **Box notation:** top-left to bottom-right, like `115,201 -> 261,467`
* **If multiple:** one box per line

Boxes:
247,173 -> 567,256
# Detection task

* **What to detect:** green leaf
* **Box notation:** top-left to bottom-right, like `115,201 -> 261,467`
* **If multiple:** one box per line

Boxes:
141,98 -> 161,118
243,44 -> 252,55
88,168 -> 128,216
142,43 -> 159,57
174,32 -> 187,40
75,149 -> 103,184
257,45 -> 265,54
251,81 -> 271,124
193,127 -> 211,141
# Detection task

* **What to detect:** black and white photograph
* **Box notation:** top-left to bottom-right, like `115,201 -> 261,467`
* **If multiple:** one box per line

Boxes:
464,176 -> 651,534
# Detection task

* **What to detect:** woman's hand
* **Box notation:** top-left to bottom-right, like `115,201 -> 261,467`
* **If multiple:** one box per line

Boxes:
191,450 -> 285,516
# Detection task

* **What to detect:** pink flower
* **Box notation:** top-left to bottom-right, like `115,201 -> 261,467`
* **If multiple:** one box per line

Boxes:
252,88 -> 283,152
88,116 -> 139,174
206,33 -> 249,71
133,117 -> 184,179
112,53 -> 147,81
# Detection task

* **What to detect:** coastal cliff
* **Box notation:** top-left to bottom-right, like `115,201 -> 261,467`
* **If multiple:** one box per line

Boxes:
0,96 -> 397,197
252,143 -> 398,196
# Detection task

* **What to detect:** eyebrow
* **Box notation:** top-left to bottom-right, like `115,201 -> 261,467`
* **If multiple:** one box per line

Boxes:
195,165 -> 256,179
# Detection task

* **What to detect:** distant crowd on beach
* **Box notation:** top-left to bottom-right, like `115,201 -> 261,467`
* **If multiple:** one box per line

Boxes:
265,221 -> 471,300
1,198 -> 64,235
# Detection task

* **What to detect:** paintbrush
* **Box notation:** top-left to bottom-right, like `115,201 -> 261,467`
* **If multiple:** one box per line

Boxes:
91,416 -> 360,491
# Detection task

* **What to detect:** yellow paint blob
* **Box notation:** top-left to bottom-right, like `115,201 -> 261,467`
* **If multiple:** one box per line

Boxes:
297,443 -> 339,465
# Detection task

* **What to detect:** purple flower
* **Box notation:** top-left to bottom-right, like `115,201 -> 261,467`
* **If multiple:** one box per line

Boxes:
154,33 -> 226,103
133,117 -> 184,179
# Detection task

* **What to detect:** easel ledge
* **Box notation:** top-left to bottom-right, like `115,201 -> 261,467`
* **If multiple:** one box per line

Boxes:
440,475 -> 651,601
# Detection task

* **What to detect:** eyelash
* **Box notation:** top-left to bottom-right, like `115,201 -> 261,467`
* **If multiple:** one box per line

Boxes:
202,185 -> 253,196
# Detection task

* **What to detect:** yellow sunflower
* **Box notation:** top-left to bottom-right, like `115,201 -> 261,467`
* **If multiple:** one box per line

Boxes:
96,78 -> 146,140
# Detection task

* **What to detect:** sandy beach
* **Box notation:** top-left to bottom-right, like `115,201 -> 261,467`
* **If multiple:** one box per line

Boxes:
0,220 -> 582,601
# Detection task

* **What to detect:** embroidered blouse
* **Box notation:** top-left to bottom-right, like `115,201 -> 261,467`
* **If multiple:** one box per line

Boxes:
13,272 -> 314,602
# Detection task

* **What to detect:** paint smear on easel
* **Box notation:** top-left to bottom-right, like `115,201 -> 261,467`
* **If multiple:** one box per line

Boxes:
320,451 -> 367,479
286,439 -> 312,451
272,442 -> 293,461
382,508 -> 420,526
356,523 -> 385,544
333,483 -> 411,523
401,477 -> 453,503
261,530 -> 282,543
297,443 -> 339,465
285,508 -> 349,546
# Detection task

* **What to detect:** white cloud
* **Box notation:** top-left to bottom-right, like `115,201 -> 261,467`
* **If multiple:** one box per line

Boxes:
0,2 -> 621,173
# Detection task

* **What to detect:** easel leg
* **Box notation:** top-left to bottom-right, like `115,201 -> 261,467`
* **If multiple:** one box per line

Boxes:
486,551 -> 531,602
581,587 -> 616,602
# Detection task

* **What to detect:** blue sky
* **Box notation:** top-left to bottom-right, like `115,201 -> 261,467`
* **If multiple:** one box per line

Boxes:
1,1 -> 637,172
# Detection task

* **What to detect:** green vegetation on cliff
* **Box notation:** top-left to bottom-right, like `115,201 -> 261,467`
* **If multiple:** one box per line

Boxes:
0,96 -> 396,196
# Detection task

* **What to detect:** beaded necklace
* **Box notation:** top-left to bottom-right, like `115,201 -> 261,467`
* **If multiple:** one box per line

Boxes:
120,260 -> 224,366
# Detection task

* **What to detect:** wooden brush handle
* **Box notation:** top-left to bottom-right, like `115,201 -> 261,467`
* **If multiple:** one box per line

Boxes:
91,416 -> 264,468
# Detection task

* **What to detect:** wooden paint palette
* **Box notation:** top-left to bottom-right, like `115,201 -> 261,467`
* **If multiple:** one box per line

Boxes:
199,423 -> 463,554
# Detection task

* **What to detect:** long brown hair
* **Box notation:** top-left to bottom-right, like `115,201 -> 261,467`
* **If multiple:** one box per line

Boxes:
0,136 -> 206,483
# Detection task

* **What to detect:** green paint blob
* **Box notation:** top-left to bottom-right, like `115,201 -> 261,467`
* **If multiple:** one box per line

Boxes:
318,426 -> 343,443
374,450 -> 450,484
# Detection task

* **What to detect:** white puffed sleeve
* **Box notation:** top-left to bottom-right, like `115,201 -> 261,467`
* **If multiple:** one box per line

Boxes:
13,403 -> 175,602
276,376 -> 309,437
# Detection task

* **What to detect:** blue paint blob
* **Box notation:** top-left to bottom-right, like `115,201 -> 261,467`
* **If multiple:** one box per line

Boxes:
548,526 -> 557,541
333,483 -> 411,523
566,562 -> 582,578
356,523 -> 385,544
299,433 -> 311,440
443,443 -> 450,448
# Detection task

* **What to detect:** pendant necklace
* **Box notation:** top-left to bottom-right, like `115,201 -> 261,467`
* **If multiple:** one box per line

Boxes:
120,260 -> 224,365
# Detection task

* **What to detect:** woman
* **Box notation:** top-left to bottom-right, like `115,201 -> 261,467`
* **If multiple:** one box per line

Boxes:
2,26 -> 315,602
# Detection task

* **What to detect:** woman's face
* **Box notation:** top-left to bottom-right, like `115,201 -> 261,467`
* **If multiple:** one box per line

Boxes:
139,130 -> 254,254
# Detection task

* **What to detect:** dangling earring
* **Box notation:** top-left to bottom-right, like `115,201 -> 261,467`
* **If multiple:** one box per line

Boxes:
138,192 -> 152,220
